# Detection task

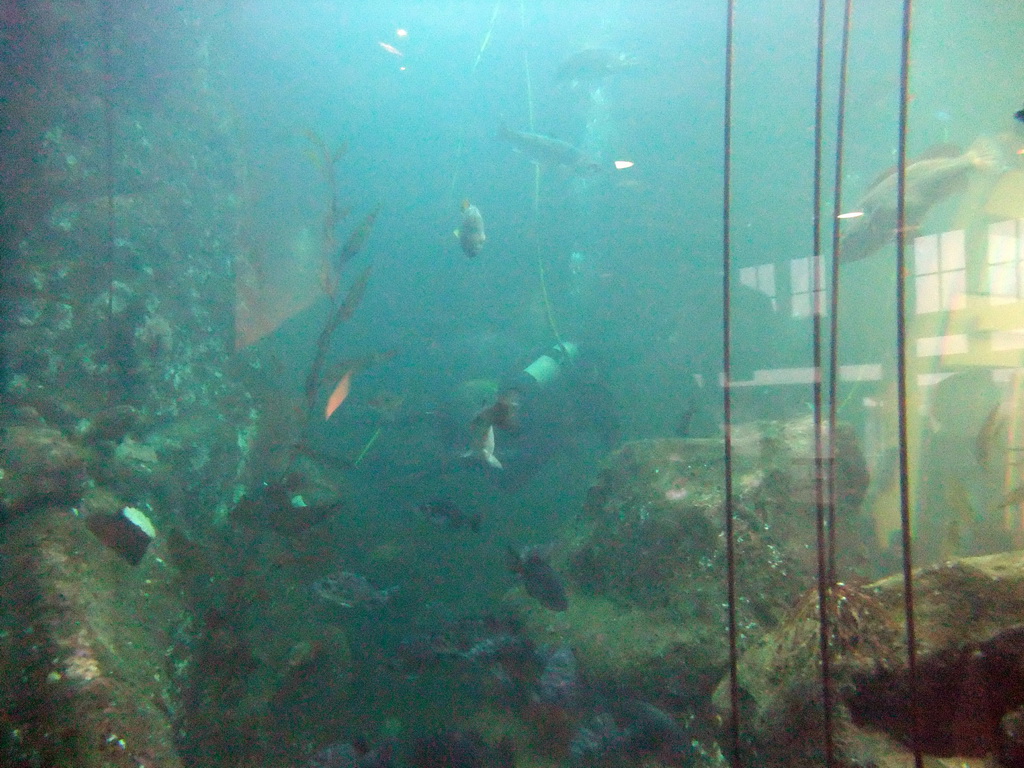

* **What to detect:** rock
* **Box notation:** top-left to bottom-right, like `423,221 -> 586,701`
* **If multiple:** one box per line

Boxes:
714,551 -> 1024,768
0,507 -> 185,767
0,423 -> 87,516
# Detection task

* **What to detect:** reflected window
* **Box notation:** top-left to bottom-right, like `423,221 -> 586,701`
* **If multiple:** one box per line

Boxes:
988,219 -> 1024,305
740,263 -> 778,312
914,230 -> 965,314
790,256 -> 825,318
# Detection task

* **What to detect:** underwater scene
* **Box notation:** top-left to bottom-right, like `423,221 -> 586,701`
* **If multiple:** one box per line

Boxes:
3,1 -> 1024,767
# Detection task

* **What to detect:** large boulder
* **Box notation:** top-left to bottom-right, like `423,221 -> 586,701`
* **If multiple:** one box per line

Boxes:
714,551 -> 1024,768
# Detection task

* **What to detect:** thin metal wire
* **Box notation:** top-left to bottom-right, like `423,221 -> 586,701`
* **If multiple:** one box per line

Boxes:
894,0 -> 924,765
827,0 -> 853,595
809,0 -> 836,763
720,0 -> 741,765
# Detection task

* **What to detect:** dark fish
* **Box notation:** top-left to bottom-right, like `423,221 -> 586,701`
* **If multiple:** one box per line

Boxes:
312,571 -> 396,608
455,200 -> 486,258
840,137 -> 1002,262
498,124 -> 602,173
506,544 -> 568,611
535,644 -> 580,706
419,499 -> 482,532
308,740 -> 394,768
556,48 -> 636,82
1015,107 -> 1024,123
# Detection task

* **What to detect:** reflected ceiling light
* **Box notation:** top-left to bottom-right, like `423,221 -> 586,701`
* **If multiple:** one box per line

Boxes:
837,211 -> 864,219
614,160 -> 634,170
396,28 -> 408,37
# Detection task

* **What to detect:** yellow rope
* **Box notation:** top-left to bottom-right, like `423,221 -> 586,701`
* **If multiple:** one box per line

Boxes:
473,3 -> 501,74
353,426 -> 381,466
520,5 -> 562,345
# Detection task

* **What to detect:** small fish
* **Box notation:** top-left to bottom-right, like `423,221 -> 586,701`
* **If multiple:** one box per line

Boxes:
975,402 -> 1007,469
455,200 -> 486,258
498,124 -> 602,173
419,499 -> 482,532
507,544 -> 568,611
378,42 -> 404,57
463,423 -> 502,469
325,369 -> 354,420
313,571 -> 396,608
840,137 -> 1003,262
556,48 -> 636,83
1014,106 -> 1024,123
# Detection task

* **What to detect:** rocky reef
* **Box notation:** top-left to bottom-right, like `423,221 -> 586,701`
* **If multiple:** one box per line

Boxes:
499,423 -> 873,756
715,550 -> 1024,768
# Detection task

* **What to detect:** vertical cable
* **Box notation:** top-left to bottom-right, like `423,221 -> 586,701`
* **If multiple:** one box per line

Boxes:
894,0 -> 924,766
720,0 -> 741,766
827,0 -> 853,595
809,0 -> 836,764
520,1 -> 562,345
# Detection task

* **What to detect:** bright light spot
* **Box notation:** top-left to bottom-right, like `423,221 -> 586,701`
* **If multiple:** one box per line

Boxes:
378,42 -> 404,57
399,66 -> 406,71
614,160 -> 634,170
396,28 -> 408,37
837,211 -> 864,219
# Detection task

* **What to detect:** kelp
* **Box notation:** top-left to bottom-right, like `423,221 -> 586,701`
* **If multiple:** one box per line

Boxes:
304,264 -> 374,411
333,204 -> 381,280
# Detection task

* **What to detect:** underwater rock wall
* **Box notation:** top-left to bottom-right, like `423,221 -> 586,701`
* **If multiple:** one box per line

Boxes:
0,507 -> 185,767
1,0 -> 255,532
0,2 -> 269,766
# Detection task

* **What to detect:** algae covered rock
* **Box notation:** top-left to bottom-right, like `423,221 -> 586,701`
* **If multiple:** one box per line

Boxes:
714,551 -> 1024,768
506,424 -> 870,718
0,423 -> 87,517
0,506 -> 186,767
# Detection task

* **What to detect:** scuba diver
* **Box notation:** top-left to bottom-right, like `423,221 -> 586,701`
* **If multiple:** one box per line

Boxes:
462,341 -> 620,486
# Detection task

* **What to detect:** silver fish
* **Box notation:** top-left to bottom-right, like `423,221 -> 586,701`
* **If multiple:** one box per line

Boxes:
455,200 -> 486,258
499,124 -> 602,173
312,571 -> 395,608
840,137 -> 1001,262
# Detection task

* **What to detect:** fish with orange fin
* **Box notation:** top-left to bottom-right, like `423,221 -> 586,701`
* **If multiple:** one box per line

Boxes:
839,137 -> 1003,262
455,199 -> 486,258
325,369 -> 354,420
